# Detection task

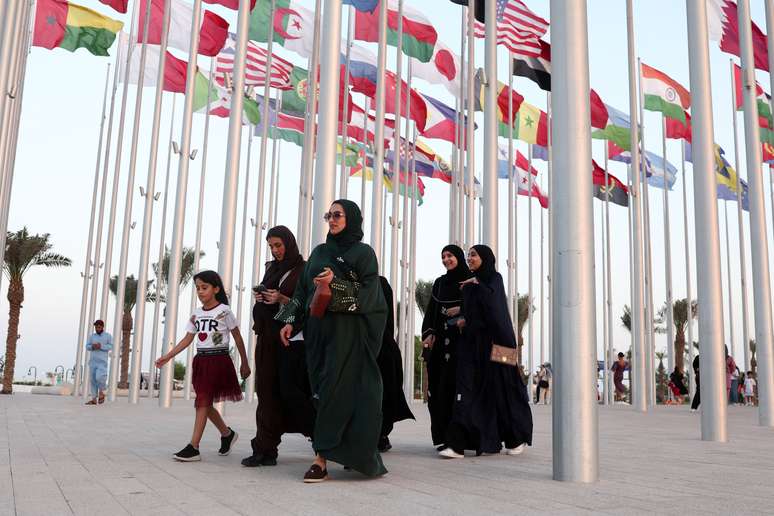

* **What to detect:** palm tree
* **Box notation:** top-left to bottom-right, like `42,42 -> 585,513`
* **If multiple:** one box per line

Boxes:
656,298 -> 697,373
2,228 -> 71,393
153,246 -> 204,301
655,351 -> 669,403
621,305 -> 632,332
414,279 -> 433,316
109,275 -> 154,389
750,340 -> 757,374
516,294 -> 534,366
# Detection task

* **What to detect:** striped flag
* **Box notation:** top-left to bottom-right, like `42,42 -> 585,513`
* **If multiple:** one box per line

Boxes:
215,33 -> 293,90
472,0 -> 548,57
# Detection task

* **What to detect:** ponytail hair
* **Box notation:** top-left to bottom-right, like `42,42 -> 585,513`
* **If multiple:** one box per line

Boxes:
193,270 -> 230,306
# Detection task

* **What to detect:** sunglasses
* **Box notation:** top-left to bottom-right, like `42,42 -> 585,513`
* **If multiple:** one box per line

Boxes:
323,211 -> 346,221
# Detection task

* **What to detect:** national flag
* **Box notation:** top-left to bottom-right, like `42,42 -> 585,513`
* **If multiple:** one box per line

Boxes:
592,103 -> 633,152
411,41 -> 462,97
448,0 -> 485,22
471,0 -> 549,57
507,101 -> 548,146
252,97 -> 307,146
138,0 -> 228,57
33,0 -> 123,56
216,32 -> 293,90
343,0 -> 379,12
347,102 -> 396,146
511,38 -> 550,90
249,0 -> 315,58
197,71 -> 261,125
473,68 -> 524,124
589,89 -> 610,130
592,160 -> 629,207
98,0 -> 127,13
641,62 -> 691,123
354,0 -> 438,63
609,146 -> 677,190
203,0 -> 257,9
732,63 -> 772,121
337,139 -> 364,167
280,65 -> 310,115
707,0 -> 769,72
714,144 -> 750,210
387,138 -> 452,183
117,33 -> 194,94
666,111 -> 692,142
495,143 -> 548,208
419,93 -> 465,145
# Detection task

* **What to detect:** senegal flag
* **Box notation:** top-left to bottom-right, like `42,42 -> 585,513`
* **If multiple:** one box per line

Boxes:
33,0 -> 122,56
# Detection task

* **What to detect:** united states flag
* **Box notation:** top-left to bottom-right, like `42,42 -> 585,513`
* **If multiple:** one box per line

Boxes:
215,33 -> 294,90
473,0 -> 548,58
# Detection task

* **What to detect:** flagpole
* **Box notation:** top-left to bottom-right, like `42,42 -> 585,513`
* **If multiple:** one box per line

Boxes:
604,145 -> 613,405
360,95 -> 369,220
369,0 -> 389,264
457,7 -> 466,247
599,196 -> 607,405
302,3 -> 324,252
482,0 -> 498,253
738,0 -> 774,427
686,0 -> 728,440
729,59 -> 752,372
74,63 -> 111,401
625,0 -> 647,413
507,52 -> 516,328
400,121 -> 413,400
235,129 -> 254,376
149,95 -> 178,399
183,64 -> 214,400
159,0 -> 206,408
681,141 -> 695,397
540,170 -> 546,369
465,2 -> 476,249
661,115 -> 675,375
550,0 -> 598,482
267,92 -> 282,229
408,124 -> 419,401
528,143 -> 534,401
129,0 -> 175,404
389,0 -> 405,313
723,200 -> 736,358
339,6 -> 354,200
108,0 -> 155,402
545,91 -> 551,371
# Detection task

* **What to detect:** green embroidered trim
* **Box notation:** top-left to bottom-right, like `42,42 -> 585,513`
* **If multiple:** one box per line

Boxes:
329,277 -> 360,312
275,297 -> 302,324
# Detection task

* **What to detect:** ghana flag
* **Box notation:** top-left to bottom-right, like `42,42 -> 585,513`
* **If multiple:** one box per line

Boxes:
33,0 -> 122,56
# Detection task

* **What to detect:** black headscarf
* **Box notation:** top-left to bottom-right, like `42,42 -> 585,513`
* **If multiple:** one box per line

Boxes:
261,225 -> 303,289
326,199 -> 364,252
442,244 -> 471,283
471,244 -> 497,283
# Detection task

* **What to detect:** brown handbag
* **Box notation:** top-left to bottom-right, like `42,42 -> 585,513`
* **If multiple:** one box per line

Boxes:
309,281 -> 332,318
490,343 -> 518,367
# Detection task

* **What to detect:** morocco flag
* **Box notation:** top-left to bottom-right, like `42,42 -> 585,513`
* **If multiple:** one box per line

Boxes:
33,0 -> 123,56
249,0 -> 315,58
641,63 -> 691,123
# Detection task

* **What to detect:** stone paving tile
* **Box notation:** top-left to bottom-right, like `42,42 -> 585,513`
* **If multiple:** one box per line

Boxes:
2,393 -> 774,515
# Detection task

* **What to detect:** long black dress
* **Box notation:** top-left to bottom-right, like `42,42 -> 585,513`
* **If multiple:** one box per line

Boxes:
276,200 -> 388,477
446,245 -> 533,454
377,277 -> 415,442
421,245 -> 471,446
249,226 -> 315,461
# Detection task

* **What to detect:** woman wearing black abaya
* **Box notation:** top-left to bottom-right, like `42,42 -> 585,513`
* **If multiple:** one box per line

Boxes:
242,226 -> 315,467
377,276 -> 415,452
277,200 -> 388,482
421,245 -> 471,449
440,245 -> 533,459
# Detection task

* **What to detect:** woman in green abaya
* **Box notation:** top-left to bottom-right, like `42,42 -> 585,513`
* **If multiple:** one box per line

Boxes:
277,199 -> 388,483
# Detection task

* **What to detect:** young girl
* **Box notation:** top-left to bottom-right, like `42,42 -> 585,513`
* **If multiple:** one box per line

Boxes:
744,372 -> 757,406
156,270 -> 250,462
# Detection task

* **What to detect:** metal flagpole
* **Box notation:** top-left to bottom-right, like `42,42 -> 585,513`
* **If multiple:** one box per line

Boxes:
149,95 -> 177,399
267,92 -> 282,229
465,2 -> 476,249
108,0 -> 155,401
482,0 -> 498,253
738,0 -> 774,427
81,43 -> 126,396
686,0 -> 728,440
723,202 -> 736,364
599,199 -> 606,405
625,0 -> 647,412
681,141 -> 695,396
604,146 -> 614,405
74,64 -> 111,399
301,5 -> 323,253
369,0 -> 389,264
235,129 -> 254,374
661,116 -> 675,374
528,144 -> 535,400
545,92 -> 551,376
360,95 -> 369,220
311,0 -> 343,248
729,58 -> 751,371
540,174 -> 546,368
130,0 -> 174,404
183,65 -> 214,400
407,124 -> 419,400
390,0 -> 405,300
400,121 -> 413,399
457,9 -> 466,247
450,93 -> 458,244
159,0 -> 206,408
339,6 -> 354,200
637,58 -> 655,408
550,0 -> 598,482
507,53 -> 516,326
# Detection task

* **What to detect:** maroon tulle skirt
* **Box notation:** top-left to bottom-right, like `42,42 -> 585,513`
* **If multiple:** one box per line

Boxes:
192,353 -> 243,407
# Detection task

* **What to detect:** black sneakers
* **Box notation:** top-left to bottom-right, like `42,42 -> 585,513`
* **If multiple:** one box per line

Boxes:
303,464 -> 328,483
241,453 -> 278,467
173,444 -> 201,462
219,428 -> 238,456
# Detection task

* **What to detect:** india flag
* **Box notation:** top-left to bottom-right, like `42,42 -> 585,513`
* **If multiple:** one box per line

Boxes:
641,63 -> 691,123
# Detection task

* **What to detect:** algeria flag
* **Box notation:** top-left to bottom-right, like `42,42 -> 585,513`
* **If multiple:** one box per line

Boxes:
641,63 -> 691,123
249,0 -> 314,59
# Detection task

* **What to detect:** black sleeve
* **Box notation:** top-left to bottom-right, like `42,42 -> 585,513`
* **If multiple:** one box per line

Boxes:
421,279 -> 441,339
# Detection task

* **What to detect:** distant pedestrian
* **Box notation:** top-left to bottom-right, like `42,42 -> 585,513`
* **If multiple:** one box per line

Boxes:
84,320 -> 112,405
726,350 -> 739,404
669,366 -> 688,404
691,354 -> 701,412
155,270 -> 250,462
535,363 -> 551,405
744,372 -> 757,406
611,352 -> 629,403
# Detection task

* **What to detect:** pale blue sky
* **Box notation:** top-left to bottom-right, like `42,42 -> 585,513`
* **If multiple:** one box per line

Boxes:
4,0 -> 772,381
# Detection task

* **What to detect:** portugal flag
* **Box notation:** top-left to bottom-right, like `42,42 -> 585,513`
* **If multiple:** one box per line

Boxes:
33,0 -> 123,56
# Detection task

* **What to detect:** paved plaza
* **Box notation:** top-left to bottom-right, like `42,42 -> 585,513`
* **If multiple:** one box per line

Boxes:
1,393 -> 773,515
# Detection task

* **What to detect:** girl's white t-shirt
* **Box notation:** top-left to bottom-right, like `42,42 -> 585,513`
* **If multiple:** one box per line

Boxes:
744,377 -> 756,395
185,304 -> 238,350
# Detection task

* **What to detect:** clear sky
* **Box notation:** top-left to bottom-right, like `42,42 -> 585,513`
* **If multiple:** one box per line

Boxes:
4,0 -> 772,382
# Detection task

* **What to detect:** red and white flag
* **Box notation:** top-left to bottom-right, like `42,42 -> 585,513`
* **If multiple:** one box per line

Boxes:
473,0 -> 548,58
215,33 -> 294,90
514,150 -> 549,208
138,0 -> 229,57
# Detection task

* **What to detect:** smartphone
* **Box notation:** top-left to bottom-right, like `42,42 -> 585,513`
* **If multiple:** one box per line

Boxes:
252,285 -> 267,293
